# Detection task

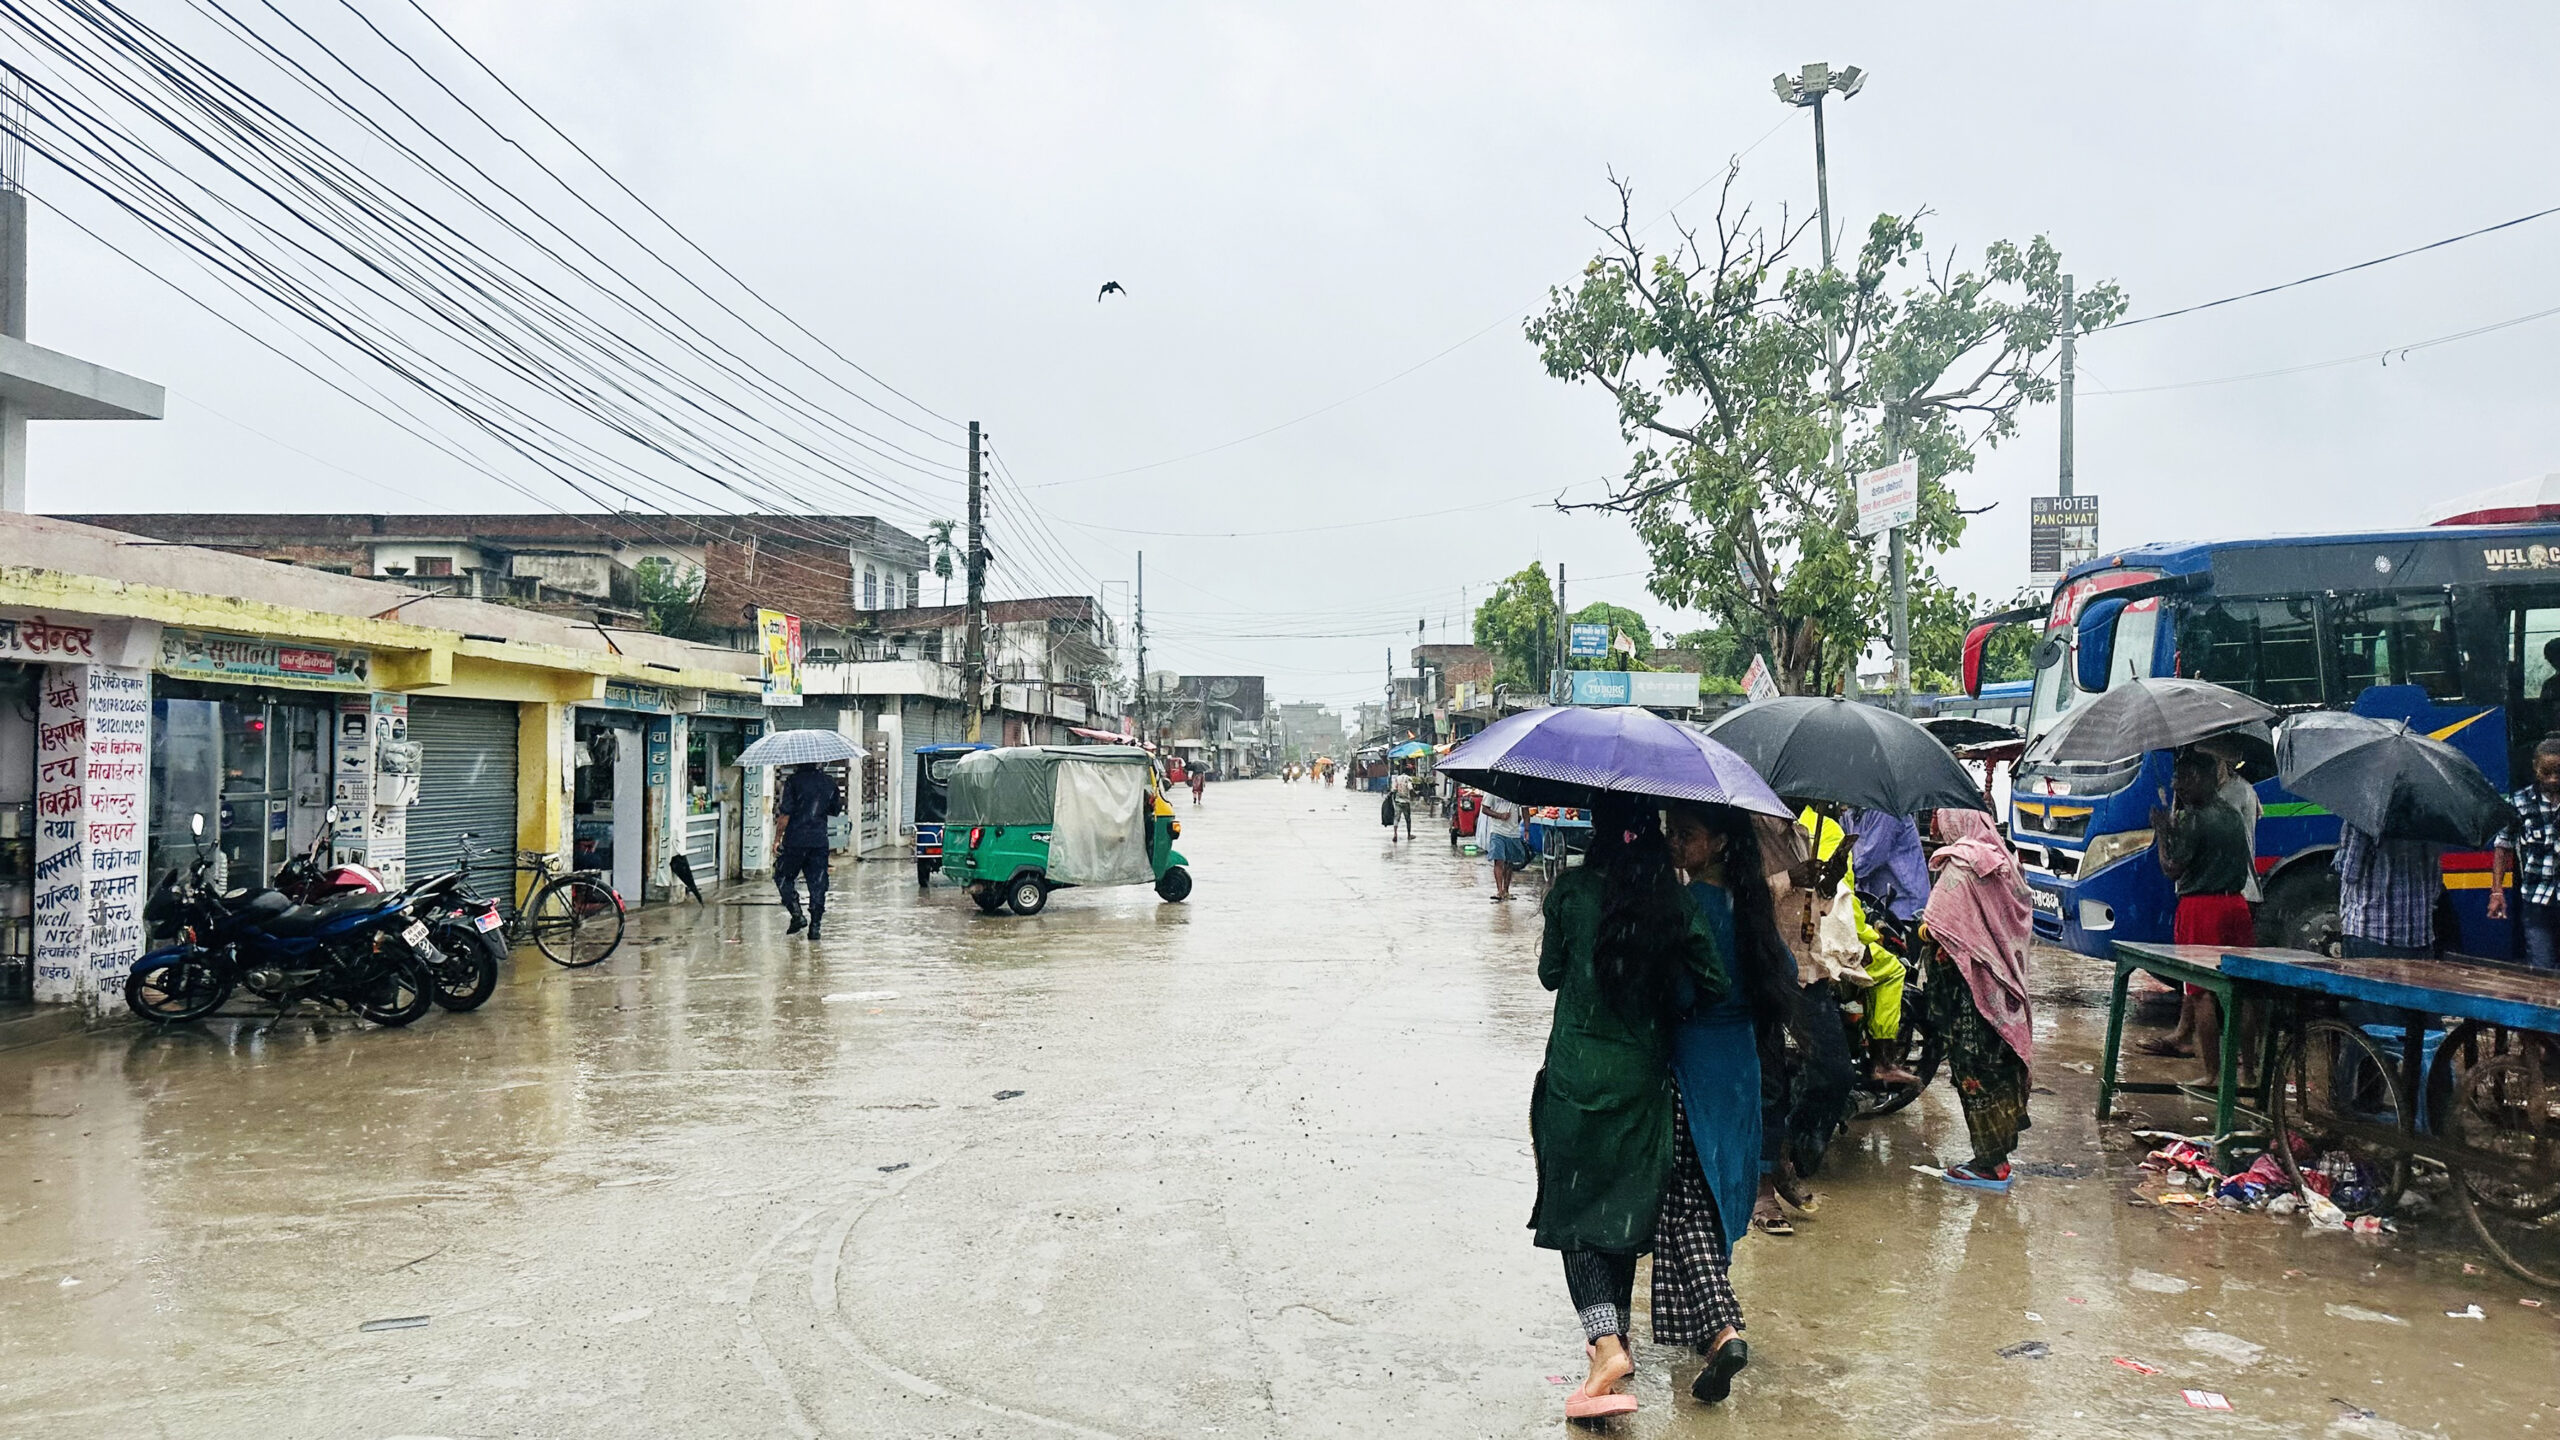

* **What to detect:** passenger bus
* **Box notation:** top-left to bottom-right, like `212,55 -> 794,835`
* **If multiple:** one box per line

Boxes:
1964,521 -> 2560,961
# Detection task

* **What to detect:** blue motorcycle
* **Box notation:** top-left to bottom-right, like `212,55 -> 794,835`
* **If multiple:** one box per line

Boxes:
125,815 -> 439,1026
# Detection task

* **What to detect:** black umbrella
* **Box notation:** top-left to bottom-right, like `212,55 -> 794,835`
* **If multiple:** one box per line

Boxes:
2030,676 -> 2278,764
1919,714 -> 2021,750
2275,711 -> 2515,847
1698,696 -> 1991,815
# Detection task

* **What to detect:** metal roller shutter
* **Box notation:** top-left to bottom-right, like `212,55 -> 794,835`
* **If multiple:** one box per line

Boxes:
407,697 -> 520,898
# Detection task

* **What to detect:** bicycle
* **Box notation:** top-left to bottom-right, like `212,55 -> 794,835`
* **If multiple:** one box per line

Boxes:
451,833 -> 626,968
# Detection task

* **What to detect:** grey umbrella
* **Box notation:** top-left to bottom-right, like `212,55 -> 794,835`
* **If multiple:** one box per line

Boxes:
734,728 -> 862,767
1697,696 -> 1991,815
2030,677 -> 2278,764
2275,711 -> 2515,847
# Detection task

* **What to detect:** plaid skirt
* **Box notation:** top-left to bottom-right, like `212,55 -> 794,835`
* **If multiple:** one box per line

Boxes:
1649,1103 -> 1744,1346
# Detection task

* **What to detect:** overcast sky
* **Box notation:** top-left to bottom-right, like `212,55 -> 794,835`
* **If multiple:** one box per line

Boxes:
19,2 -> 2560,708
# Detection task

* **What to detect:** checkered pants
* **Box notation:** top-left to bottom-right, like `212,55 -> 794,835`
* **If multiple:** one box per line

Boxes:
1650,1104 -> 1744,1347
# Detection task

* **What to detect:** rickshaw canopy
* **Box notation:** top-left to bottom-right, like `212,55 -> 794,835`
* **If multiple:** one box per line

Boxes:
944,745 -> 1154,828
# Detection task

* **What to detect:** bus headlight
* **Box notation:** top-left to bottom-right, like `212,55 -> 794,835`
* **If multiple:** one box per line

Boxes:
2077,827 -> 2155,875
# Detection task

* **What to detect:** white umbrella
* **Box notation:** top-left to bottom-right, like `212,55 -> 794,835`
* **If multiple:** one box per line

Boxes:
734,729 -> 861,767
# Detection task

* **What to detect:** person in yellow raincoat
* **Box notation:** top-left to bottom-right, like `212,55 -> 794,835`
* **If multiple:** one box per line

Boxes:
1798,808 -> 1918,1089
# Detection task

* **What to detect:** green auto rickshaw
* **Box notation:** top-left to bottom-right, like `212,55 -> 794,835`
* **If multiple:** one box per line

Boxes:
939,745 -> 1192,915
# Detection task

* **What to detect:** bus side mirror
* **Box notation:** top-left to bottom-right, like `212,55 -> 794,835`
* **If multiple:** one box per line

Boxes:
2076,597 -> 2127,693
1961,622 -> 1997,698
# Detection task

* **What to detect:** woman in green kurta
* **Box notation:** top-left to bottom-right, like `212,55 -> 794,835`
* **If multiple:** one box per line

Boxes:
1530,796 -> 1729,1419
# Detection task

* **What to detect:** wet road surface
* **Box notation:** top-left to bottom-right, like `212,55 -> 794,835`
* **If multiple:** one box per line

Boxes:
2,778 -> 2554,1438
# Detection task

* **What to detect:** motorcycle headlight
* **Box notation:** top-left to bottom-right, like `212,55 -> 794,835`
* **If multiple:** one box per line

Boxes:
2077,827 -> 2155,875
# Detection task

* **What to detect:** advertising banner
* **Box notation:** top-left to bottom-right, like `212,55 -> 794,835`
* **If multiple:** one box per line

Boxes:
1567,622 -> 1610,658
159,629 -> 371,690
757,608 -> 803,707
1566,670 -> 1703,708
1856,459 -> 1919,537
1741,654 -> 1780,703
2030,494 -> 2101,578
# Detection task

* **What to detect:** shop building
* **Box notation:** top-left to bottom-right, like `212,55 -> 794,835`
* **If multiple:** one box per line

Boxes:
0,514 -> 757,1017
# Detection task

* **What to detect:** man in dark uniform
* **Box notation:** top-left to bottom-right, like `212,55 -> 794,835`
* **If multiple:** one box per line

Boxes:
772,763 -> 844,940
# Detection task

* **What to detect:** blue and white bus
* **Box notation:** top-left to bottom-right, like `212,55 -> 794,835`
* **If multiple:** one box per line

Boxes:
1965,521 -> 2560,961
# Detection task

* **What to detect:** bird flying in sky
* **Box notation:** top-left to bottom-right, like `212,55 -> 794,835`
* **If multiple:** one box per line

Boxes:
1096,281 -> 1127,302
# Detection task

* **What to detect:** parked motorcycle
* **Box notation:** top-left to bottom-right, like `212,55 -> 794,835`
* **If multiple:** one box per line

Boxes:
125,814 -> 441,1026
1844,892 -> 1942,1120
270,808 -> 503,1011
273,808 -> 387,903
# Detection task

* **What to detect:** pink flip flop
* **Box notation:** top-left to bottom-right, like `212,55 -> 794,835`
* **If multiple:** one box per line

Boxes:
1564,1389 -> 1638,1420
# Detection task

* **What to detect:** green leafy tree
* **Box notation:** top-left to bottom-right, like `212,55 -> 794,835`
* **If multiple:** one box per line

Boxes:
634,556 -> 710,640
1473,562 -> 1558,689
1527,167 -> 2124,694
927,519 -> 959,606
1567,601 -> 1652,669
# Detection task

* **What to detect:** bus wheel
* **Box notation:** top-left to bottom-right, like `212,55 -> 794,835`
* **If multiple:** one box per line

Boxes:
2260,867 -> 2342,956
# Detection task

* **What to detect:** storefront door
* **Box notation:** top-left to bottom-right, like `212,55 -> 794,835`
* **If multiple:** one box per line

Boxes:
150,691 -> 335,892
575,713 -> 645,903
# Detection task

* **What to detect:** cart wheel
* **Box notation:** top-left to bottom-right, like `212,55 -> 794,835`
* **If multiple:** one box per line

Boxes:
1155,865 -> 1192,903
1006,875 -> 1049,916
2434,1022 -> 2560,1288
2269,1017 -> 2415,1212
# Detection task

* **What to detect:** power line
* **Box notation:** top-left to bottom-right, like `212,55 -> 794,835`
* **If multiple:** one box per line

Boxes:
2106,201 -> 2560,330
2085,297 -> 2560,396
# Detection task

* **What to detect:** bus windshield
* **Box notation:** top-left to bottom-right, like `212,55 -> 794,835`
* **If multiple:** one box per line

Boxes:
2024,600 -> 2160,741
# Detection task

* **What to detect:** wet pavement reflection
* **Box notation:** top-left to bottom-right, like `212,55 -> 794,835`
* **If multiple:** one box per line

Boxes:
1,779 -> 2554,1437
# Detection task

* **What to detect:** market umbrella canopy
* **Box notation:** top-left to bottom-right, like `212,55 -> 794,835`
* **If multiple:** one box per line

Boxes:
1700,696 -> 1991,815
2276,711 -> 2515,847
734,728 -> 862,767
1388,740 -> 1433,759
2030,676 -> 2279,765
1436,704 -> 1790,816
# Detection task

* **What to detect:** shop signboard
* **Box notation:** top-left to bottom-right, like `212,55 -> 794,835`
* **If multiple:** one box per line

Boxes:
700,689 -> 766,719
1567,622 -> 1610,658
0,611 -> 159,669
645,716 -> 673,788
599,680 -> 674,713
2030,494 -> 2101,579
158,628 -> 371,690
1567,670 -> 1704,708
757,608 -> 804,707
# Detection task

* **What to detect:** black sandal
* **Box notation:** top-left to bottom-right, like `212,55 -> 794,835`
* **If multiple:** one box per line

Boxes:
1692,1337 -> 1748,1403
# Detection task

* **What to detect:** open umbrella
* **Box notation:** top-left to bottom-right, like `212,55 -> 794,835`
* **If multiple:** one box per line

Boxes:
1699,696 -> 1992,815
1436,704 -> 1789,816
2030,676 -> 2276,765
733,728 -> 861,767
2275,711 -> 2515,847
1387,740 -> 1434,760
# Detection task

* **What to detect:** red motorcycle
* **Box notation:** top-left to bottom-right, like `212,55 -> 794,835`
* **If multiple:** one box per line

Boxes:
274,808 -> 387,902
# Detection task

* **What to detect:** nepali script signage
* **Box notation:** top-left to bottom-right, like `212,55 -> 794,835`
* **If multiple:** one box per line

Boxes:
0,610 -> 157,669
32,664 -> 149,1013
159,628 -> 372,690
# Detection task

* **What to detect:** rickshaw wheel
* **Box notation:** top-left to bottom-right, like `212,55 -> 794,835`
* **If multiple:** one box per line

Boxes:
2434,1023 -> 2560,1288
971,888 -> 1005,916
1156,865 -> 1193,903
1006,875 -> 1050,916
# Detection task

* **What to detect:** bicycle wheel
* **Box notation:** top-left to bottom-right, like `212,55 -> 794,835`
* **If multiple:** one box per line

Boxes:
2269,1017 -> 2414,1212
2433,1022 -> 2560,1288
528,875 -> 625,968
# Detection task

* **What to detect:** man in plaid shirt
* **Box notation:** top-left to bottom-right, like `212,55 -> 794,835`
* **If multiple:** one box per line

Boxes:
2333,824 -> 2440,959
2489,736 -> 2560,971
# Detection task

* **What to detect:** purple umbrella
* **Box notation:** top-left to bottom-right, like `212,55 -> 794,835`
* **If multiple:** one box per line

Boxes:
1437,705 -> 1792,817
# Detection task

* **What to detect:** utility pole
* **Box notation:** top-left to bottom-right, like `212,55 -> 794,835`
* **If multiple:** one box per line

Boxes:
964,420 -> 985,742
1556,564 -> 1569,696
2059,273 -> 2076,499
1134,550 -> 1147,742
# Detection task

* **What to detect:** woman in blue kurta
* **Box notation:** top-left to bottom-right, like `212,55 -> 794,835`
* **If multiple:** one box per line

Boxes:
1652,803 -> 1800,1404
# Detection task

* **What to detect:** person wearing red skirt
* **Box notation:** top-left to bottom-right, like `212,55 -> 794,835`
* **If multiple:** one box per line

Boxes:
2154,750 -> 2257,1078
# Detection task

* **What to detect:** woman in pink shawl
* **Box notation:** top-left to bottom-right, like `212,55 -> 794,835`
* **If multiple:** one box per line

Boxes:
1921,809 -> 2036,1193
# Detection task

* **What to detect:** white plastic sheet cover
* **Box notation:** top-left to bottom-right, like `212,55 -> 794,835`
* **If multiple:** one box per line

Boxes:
1047,758 -> 1153,886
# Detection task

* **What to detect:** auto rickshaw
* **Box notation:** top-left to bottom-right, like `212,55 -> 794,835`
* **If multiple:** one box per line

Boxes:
939,745 -> 1192,915
912,742 -> 992,887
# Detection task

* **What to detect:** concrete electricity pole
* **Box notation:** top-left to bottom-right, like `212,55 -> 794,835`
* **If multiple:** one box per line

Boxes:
964,420 -> 985,742
1555,564 -> 1568,695
2059,273 -> 2076,500
1134,550 -> 1147,742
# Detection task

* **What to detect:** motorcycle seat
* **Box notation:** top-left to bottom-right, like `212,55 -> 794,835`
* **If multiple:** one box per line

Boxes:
258,890 -> 389,937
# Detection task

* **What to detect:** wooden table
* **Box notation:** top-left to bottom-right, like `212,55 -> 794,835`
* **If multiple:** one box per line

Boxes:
2101,941 -> 2280,1163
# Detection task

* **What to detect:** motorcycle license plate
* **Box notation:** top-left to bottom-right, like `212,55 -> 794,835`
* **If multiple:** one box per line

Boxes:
472,909 -> 502,933
402,920 -> 431,947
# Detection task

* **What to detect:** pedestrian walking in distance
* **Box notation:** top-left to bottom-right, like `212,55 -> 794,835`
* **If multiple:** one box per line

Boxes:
1529,795 -> 1728,1421
1655,803 -> 1797,1403
1922,808 -> 2037,1193
1389,763 -> 1418,842
772,763 -> 843,941
1189,767 -> 1207,807
1482,791 -> 1526,900
2490,737 -> 2560,969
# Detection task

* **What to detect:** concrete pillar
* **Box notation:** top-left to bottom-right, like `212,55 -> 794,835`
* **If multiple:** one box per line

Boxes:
516,701 -> 569,904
